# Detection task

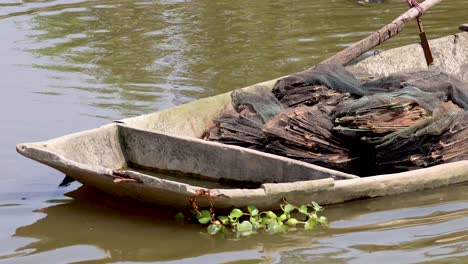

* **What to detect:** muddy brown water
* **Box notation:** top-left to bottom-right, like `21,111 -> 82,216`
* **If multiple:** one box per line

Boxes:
1,0 -> 467,263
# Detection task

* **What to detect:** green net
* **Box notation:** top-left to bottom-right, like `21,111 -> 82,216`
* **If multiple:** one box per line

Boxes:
204,64 -> 468,176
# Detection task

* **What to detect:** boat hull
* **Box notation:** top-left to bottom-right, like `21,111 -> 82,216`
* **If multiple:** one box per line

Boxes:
17,33 -> 468,210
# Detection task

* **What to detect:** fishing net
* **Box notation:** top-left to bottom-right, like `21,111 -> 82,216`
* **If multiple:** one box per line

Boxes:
203,64 -> 468,176
263,93 -> 359,173
202,88 -> 282,150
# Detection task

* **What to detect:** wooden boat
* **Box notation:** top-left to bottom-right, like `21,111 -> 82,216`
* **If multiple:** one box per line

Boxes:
17,31 -> 468,210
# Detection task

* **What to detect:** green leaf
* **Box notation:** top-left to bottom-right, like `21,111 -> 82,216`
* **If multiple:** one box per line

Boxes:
310,213 -> 318,220
318,216 -> 328,225
265,211 -> 277,219
237,220 -> 253,232
228,216 -> 236,223
174,212 -> 184,222
267,218 -> 287,233
260,217 -> 270,225
196,210 -> 211,224
286,218 -> 299,226
218,215 -> 229,225
207,224 -> 221,235
298,205 -> 308,215
230,208 -> 244,219
219,225 -> 226,233
311,201 -> 323,212
304,218 -> 316,230
282,204 -> 296,214
280,204 -> 285,212
276,224 -> 289,233
247,205 -> 259,216
252,221 -> 262,230
249,217 -> 258,224
266,218 -> 280,230
278,213 -> 288,222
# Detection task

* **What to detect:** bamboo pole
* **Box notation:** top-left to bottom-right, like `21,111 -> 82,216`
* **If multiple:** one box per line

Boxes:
320,0 -> 443,66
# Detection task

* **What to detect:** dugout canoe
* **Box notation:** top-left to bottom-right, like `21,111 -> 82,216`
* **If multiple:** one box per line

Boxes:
17,32 -> 468,210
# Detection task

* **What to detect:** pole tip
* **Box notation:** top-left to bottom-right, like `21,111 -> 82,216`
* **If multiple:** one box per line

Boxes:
460,24 -> 468,32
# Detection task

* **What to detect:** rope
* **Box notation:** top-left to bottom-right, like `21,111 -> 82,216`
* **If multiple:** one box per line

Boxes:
189,189 -> 215,219
406,0 -> 424,17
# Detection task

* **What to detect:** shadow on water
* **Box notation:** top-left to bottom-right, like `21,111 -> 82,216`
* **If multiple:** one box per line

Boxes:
9,183 -> 468,263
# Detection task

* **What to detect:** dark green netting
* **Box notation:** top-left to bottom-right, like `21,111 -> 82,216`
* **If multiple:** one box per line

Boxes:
204,64 -> 468,176
202,87 -> 282,149
231,89 -> 283,123
273,64 -> 371,98
363,70 -> 468,109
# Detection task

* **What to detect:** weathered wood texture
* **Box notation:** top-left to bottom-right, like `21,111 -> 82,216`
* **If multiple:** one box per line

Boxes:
321,0 -> 443,66
460,24 -> 468,32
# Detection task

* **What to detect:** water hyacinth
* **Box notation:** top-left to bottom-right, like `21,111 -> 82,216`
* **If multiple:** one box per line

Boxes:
177,201 -> 328,236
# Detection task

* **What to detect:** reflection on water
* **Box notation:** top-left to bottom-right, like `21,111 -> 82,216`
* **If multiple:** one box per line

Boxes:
5,0 -> 468,119
1,0 -> 468,263
7,184 -> 468,263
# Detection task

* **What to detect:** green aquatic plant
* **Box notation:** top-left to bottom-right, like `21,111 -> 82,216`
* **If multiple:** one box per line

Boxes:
179,201 -> 328,236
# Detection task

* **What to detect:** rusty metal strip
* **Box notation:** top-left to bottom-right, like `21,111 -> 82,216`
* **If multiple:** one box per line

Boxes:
416,18 -> 434,66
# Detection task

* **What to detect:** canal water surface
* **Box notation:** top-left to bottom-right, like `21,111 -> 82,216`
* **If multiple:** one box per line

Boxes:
1,0 -> 467,263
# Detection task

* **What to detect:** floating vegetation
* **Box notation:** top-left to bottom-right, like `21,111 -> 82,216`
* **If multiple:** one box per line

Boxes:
177,201 -> 327,236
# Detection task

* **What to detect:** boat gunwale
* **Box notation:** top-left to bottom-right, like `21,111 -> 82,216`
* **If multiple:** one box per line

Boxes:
15,121 -> 468,209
